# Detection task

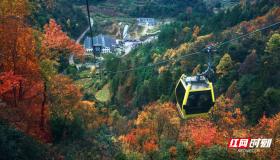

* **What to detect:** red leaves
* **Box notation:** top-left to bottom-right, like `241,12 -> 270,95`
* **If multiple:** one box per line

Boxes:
0,71 -> 23,95
42,19 -> 84,57
252,114 -> 279,137
179,118 -> 217,148
143,138 -> 158,153
210,95 -> 245,131
250,113 -> 280,159
120,103 -> 179,154
122,132 -> 137,145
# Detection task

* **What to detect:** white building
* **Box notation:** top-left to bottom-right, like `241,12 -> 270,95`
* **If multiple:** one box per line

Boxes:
84,34 -> 117,54
137,18 -> 157,26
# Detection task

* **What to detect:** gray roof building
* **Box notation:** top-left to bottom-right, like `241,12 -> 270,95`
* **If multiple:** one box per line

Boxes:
137,18 -> 157,26
84,34 -> 117,53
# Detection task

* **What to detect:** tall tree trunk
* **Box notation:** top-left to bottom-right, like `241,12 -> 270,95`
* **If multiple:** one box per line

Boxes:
19,80 -> 23,100
40,82 -> 47,130
13,87 -> 18,108
12,24 -> 18,108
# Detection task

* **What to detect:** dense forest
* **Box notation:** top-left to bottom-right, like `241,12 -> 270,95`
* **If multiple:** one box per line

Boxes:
0,0 -> 280,160
29,0 -> 88,38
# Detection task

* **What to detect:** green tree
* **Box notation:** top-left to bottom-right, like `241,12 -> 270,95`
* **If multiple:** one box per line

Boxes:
0,121 -> 50,160
216,53 -> 234,77
197,145 -> 243,160
263,33 -> 280,86
263,88 -> 280,116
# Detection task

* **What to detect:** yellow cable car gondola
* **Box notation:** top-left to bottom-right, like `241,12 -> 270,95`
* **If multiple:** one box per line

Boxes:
175,46 -> 215,119
175,74 -> 215,119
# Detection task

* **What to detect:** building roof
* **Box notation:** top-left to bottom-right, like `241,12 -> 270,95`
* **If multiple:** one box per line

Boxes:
136,18 -> 157,26
137,18 -> 155,21
84,34 -> 117,50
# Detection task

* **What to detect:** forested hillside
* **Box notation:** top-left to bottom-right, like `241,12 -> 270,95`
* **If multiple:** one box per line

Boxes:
0,0 -> 280,160
29,0 -> 88,38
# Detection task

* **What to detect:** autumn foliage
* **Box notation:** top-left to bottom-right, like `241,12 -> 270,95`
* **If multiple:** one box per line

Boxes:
1,0 -> 280,159
0,72 -> 23,95
0,0 -> 85,143
179,118 -> 217,148
119,102 -> 180,155
42,19 -> 84,57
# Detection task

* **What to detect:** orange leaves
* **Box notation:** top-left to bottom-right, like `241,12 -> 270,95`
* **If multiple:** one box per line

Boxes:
135,102 -> 180,137
0,71 -> 23,95
168,146 -> 177,156
43,19 -> 69,49
120,128 -> 153,152
0,0 -> 48,142
42,19 -> 84,57
122,132 -> 137,145
210,95 -> 245,132
250,113 -> 280,159
158,66 -> 168,74
223,7 -> 280,41
143,138 -> 158,153
253,114 -> 279,137
120,103 -> 179,154
0,17 -> 38,75
179,118 -> 217,148
0,0 -> 29,19
121,128 -> 150,145
49,75 -> 82,108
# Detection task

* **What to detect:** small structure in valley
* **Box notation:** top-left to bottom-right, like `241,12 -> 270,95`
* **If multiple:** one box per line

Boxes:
137,18 -> 157,26
84,34 -> 118,54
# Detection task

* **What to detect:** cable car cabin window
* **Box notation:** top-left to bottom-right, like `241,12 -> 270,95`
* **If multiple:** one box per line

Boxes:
176,81 -> 185,107
183,91 -> 213,114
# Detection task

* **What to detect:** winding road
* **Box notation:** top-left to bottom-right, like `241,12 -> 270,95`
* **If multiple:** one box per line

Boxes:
69,26 -> 90,65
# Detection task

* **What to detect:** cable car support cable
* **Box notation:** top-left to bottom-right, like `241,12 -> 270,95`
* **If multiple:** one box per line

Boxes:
98,21 -> 280,75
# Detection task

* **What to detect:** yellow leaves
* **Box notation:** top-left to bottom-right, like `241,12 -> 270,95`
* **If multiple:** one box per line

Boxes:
135,110 -> 149,126
164,43 -> 190,59
195,34 -> 213,44
216,53 -> 234,77
0,0 -> 29,19
177,43 -> 189,53
265,33 -> 280,55
183,26 -> 190,33
158,66 -> 167,74
75,100 -> 99,130
192,25 -> 200,39
152,53 -> 161,63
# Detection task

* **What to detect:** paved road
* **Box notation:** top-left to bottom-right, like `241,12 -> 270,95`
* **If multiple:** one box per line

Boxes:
69,26 -> 90,65
76,26 -> 90,43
